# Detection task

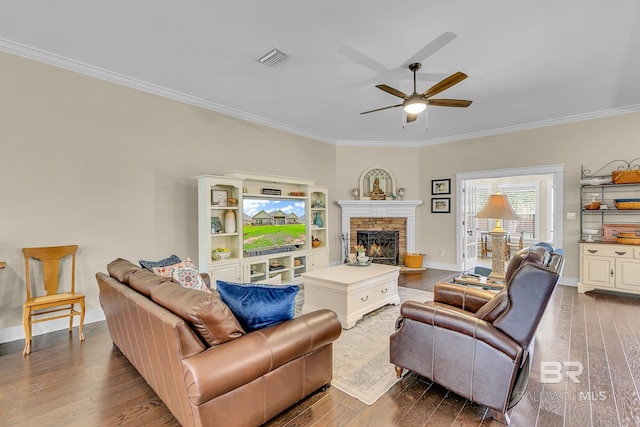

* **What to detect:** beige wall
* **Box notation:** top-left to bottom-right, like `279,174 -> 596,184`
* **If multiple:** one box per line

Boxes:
2,49 -> 639,343
418,113 -> 640,280
0,52 -> 336,342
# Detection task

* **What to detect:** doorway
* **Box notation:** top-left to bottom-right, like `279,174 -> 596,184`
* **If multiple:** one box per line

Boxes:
456,164 -> 564,272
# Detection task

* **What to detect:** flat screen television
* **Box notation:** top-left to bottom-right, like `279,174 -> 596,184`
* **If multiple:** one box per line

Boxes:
242,196 -> 307,255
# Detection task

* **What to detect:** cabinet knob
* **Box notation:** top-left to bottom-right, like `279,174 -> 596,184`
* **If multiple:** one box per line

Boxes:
587,249 -> 598,254
361,295 -> 369,302
615,251 -> 627,256
611,269 -> 614,277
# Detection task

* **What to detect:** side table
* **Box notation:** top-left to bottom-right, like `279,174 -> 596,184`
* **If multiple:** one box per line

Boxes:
453,274 -> 504,290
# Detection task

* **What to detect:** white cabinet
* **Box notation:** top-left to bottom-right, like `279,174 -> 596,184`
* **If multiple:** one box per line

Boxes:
243,253 -> 308,284
197,175 -> 243,276
197,172 -> 330,286
211,262 -> 243,286
309,249 -> 329,271
579,243 -> 640,295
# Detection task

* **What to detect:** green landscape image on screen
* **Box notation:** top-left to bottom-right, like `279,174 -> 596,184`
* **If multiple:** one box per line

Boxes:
242,197 -> 306,251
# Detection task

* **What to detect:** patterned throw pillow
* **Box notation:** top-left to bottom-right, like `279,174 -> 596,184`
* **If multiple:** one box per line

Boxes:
153,258 -> 209,292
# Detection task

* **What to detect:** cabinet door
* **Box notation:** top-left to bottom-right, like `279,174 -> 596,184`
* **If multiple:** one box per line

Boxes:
211,262 -> 242,287
309,250 -> 329,271
615,259 -> 640,291
582,256 -> 614,288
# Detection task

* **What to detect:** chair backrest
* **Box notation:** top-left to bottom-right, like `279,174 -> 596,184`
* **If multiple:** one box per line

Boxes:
22,245 -> 78,298
475,246 -> 563,348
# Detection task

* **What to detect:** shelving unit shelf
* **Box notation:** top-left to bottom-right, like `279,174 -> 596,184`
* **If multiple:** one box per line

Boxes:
197,171 -> 329,288
578,159 -> 640,295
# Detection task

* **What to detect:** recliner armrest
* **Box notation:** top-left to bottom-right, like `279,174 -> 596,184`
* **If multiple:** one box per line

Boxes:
181,309 -> 341,405
434,282 -> 496,313
399,301 -> 521,360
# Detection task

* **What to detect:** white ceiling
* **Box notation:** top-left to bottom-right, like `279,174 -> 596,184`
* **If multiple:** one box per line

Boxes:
1,1 -> 639,146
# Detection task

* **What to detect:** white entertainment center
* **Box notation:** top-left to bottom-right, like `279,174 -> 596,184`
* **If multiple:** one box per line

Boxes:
197,171 -> 329,287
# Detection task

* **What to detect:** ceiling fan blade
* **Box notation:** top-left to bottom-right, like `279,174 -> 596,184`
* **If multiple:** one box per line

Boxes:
427,99 -> 473,108
406,113 -> 418,123
421,72 -> 468,98
376,84 -> 408,99
360,104 -> 403,114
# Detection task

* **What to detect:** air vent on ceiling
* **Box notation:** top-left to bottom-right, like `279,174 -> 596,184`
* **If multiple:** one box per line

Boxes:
256,48 -> 288,67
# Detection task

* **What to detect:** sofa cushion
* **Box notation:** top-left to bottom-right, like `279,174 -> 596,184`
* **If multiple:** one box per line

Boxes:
153,258 -> 209,292
128,268 -> 176,297
216,280 -> 299,332
107,258 -> 142,284
151,282 -> 245,346
139,254 -> 182,272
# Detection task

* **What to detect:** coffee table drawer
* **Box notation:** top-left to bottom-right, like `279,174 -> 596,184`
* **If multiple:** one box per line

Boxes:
374,281 -> 396,303
348,289 -> 375,312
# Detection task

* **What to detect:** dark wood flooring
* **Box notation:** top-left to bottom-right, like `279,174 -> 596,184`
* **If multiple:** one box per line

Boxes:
2,270 -> 640,426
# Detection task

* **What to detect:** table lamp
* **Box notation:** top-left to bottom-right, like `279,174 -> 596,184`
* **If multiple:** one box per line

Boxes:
475,192 -> 521,274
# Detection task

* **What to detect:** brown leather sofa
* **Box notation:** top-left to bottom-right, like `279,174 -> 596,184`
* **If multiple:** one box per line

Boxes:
390,246 -> 564,423
96,258 -> 341,427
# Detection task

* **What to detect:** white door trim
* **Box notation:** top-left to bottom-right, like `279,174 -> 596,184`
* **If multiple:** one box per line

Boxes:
455,163 -> 564,271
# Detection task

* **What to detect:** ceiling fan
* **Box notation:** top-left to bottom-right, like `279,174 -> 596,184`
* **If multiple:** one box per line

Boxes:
361,63 -> 472,123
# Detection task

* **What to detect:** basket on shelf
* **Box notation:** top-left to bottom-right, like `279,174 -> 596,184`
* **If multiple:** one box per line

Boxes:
617,232 -> 640,245
585,202 -> 602,210
614,199 -> 640,210
612,170 -> 640,184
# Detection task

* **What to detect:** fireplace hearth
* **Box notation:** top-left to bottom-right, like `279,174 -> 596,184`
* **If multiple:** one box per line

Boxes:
357,230 -> 399,265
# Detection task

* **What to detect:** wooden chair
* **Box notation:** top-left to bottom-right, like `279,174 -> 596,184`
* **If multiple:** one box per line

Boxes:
506,231 -> 525,259
22,245 -> 85,355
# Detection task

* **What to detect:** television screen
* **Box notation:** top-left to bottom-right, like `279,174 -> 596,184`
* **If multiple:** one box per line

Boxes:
242,197 -> 306,254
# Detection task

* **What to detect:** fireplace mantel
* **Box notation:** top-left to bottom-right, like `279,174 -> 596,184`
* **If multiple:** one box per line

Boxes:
337,200 -> 423,255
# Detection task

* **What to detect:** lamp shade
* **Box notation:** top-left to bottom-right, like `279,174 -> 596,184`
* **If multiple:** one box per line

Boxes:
475,193 -> 520,232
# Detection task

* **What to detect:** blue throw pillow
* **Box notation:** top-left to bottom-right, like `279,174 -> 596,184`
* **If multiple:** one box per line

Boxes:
216,280 -> 299,332
139,254 -> 182,272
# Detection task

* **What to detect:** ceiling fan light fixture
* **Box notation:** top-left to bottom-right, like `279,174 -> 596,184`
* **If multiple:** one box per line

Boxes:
403,98 -> 427,114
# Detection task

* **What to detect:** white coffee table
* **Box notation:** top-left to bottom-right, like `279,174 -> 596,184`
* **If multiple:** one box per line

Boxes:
301,263 -> 400,329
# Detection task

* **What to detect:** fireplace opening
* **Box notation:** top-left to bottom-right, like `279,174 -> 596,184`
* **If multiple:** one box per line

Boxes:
357,230 -> 399,265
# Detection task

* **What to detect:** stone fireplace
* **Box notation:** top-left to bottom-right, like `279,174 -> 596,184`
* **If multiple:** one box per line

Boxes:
337,200 -> 423,264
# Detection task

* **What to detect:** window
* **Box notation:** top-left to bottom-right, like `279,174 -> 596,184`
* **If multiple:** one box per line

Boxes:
498,185 -> 537,239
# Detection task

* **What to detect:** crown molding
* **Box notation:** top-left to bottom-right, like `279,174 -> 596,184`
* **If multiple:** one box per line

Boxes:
0,38 -> 338,146
418,105 -> 640,147
2,38 -> 638,149
338,105 -> 640,147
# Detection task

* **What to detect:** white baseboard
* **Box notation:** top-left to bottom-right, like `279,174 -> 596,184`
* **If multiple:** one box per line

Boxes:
559,275 -> 578,287
0,309 -> 105,344
424,261 -> 459,272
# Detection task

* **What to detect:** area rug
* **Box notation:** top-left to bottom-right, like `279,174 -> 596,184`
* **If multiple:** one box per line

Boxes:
330,287 -> 434,405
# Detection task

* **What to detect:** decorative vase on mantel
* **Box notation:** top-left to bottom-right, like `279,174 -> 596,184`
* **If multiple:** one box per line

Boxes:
224,210 -> 236,233
313,212 -> 323,228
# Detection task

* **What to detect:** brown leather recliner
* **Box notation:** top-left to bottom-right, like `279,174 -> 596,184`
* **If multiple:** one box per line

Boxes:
390,246 -> 564,423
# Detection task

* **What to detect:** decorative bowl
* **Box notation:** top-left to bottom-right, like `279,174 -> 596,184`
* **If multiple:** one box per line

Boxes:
357,255 -> 369,263
312,240 -> 321,247
583,229 -> 599,242
213,251 -> 230,260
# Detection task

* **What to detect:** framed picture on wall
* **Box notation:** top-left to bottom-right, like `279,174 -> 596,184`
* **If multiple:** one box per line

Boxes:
431,178 -> 451,195
431,198 -> 450,213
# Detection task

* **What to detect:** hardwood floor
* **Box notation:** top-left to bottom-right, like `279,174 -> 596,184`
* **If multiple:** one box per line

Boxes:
2,270 -> 640,427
